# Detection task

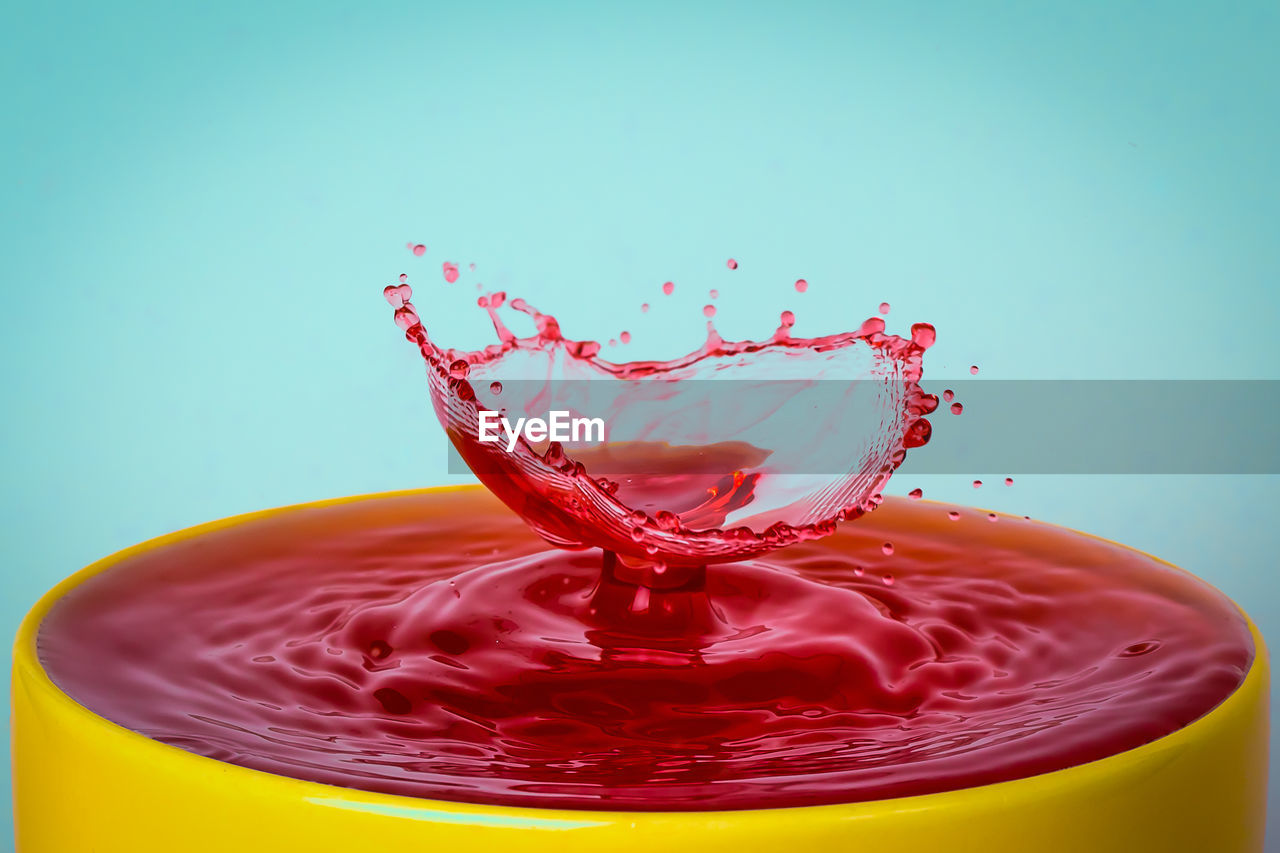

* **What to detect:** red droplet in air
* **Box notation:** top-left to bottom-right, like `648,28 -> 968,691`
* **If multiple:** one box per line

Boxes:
950,402 -> 964,415
469,263 -> 476,271
709,289 -> 719,300
489,381 -> 503,395
641,303 -> 650,313
662,281 -> 675,296
794,279 -> 808,293
881,542 -> 894,556
780,310 -> 795,327
947,510 -> 961,521
620,331 -> 632,344
442,262 -> 460,283
973,480 -> 983,488
411,244 -> 426,257
1004,477 -> 1014,486
399,273 -> 408,283
987,513 -> 999,523
910,322 -> 937,349
726,258 -> 738,270
878,302 -> 890,315
882,574 -> 895,586
942,389 -> 954,402
908,488 -> 923,500
703,304 -> 717,318
970,365 -> 980,375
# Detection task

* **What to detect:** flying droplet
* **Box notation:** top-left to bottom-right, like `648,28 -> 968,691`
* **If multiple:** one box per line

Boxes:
1004,477 -> 1014,486
620,331 -> 632,344
794,279 -> 808,293
703,304 -> 716,318
709,289 -> 719,299
987,513 -> 999,522
442,262 -> 459,283
411,244 -> 426,257
448,359 -> 470,380
726,258 -> 738,270
970,365 -> 980,375
882,574 -> 895,586
908,488 -> 923,500
947,511 -> 961,521
950,402 -> 964,415
780,310 -> 795,327
878,302 -> 890,315
641,303 -> 650,313
662,281 -> 674,296
398,273 -> 408,283
881,542 -> 894,556
943,389 -> 954,402
973,479 -> 983,488
489,381 -> 503,395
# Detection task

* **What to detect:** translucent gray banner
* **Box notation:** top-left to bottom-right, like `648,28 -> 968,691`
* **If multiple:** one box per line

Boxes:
441,380 -> 1280,475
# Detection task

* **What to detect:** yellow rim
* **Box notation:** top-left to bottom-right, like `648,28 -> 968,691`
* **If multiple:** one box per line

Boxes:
13,485 -> 1268,824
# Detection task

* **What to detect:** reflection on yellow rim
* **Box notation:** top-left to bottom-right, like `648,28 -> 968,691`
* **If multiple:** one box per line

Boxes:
11,487 -> 1271,852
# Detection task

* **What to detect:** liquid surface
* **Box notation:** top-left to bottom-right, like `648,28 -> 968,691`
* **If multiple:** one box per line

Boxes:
40,489 -> 1253,811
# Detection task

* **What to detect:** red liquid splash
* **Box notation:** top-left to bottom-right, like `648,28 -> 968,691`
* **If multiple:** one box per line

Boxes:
385,279 -> 938,572
39,489 -> 1254,811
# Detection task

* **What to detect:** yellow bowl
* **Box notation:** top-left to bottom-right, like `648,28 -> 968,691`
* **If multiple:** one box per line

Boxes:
11,488 -> 1271,852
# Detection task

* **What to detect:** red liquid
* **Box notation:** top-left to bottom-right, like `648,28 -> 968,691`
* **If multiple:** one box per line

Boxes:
387,278 -> 939,572
39,489 -> 1253,811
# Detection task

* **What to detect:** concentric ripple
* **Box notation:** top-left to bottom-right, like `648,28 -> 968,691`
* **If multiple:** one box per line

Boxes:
39,489 -> 1253,811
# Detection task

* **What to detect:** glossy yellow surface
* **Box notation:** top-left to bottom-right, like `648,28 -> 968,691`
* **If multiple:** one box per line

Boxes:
11,488 -> 1272,851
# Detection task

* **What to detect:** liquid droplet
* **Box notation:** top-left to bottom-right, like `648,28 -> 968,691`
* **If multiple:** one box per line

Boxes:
987,513 -> 999,523
780,310 -> 795,327
393,305 -> 420,330
662,281 -> 675,296
703,304 -> 717,318
950,402 -> 964,415
853,565 -> 864,577
398,273 -> 408,283
411,244 -> 426,257
489,381 -> 503,395
442,262 -> 460,283
881,542 -> 894,556
1004,477 -> 1014,486
726,258 -> 738,270
448,359 -> 470,380
942,389 -> 954,402
947,511 -> 961,521
970,365 -> 980,375
878,302 -> 890,315
709,289 -> 719,299
973,480 -> 983,488
641,303 -> 650,313
620,331 -> 632,344
383,284 -> 413,308
910,323 -> 937,349
908,488 -> 923,500
882,573 -> 895,586
794,279 -> 808,293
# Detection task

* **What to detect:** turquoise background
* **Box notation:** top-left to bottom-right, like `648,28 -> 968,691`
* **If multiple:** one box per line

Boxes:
2,1 -> 1276,847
